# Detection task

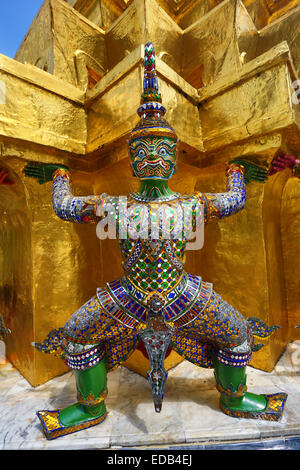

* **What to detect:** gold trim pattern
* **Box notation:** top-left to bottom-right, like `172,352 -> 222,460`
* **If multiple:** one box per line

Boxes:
77,388 -> 108,407
37,409 -> 108,440
219,393 -> 288,422
216,381 -> 247,398
52,168 -> 71,181
129,128 -> 177,141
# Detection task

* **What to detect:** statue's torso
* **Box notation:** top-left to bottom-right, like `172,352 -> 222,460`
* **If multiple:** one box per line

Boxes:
96,192 -> 209,326
51,164 -> 245,327
101,192 -> 202,295
119,238 -> 186,295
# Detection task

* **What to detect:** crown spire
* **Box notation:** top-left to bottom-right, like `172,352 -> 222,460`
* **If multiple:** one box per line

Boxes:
129,42 -> 177,142
137,42 -> 166,119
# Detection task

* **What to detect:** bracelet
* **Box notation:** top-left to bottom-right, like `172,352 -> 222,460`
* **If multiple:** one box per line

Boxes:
52,168 -> 71,181
226,163 -> 245,176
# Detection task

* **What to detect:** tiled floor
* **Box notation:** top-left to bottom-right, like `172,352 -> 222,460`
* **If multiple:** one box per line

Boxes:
1,341 -> 300,450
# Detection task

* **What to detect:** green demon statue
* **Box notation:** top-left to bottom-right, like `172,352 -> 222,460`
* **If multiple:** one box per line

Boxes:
23,43 -> 289,440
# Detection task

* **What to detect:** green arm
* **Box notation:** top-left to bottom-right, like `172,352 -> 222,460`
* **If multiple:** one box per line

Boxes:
22,162 -> 69,184
23,161 -> 100,224
229,157 -> 268,185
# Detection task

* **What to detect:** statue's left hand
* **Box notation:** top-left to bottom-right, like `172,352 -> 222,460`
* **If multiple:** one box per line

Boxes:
22,162 -> 69,184
229,157 -> 268,185
269,154 -> 300,177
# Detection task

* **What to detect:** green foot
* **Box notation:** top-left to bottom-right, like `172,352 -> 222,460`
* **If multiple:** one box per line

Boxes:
59,402 -> 106,427
221,392 -> 267,414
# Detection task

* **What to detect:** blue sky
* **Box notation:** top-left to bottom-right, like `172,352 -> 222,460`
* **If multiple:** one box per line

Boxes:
0,2 -> 44,58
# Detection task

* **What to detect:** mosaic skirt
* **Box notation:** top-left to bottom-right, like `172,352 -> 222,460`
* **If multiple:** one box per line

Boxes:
62,288 -> 252,370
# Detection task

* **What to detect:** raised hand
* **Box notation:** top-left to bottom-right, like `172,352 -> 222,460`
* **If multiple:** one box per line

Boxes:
23,162 -> 69,184
269,154 -> 300,177
229,157 -> 268,185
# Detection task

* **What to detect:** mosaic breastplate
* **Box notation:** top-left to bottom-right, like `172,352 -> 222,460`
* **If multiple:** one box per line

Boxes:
120,238 -> 185,293
100,192 -> 202,292
96,193 -> 213,328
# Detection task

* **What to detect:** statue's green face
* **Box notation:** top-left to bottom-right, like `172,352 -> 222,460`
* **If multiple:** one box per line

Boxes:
129,135 -> 177,180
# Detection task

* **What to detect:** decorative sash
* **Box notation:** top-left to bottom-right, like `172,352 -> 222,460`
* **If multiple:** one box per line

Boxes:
96,273 -> 213,329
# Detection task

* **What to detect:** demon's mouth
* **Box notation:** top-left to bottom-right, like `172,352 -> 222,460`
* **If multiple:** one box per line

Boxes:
136,157 -> 170,170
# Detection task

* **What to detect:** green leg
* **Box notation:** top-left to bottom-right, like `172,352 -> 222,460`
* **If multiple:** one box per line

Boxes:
59,359 -> 107,427
214,355 -> 287,420
37,357 -> 109,439
214,358 -> 267,416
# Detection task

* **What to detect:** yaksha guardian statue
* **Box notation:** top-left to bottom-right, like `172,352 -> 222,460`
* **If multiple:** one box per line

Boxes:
24,43 -> 287,440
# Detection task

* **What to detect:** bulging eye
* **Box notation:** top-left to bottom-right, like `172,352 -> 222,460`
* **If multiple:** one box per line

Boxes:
158,147 -> 167,156
137,149 -> 146,157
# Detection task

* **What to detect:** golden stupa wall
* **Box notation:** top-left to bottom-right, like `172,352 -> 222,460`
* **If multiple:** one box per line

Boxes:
281,175 -> 300,341
15,0 -> 107,89
0,52 -> 86,153
0,0 -> 299,385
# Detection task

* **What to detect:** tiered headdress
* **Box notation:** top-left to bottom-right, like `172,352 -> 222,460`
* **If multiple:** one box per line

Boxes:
129,42 -> 177,142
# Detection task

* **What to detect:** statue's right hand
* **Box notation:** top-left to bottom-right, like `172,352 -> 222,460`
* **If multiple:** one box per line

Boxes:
22,162 -> 69,184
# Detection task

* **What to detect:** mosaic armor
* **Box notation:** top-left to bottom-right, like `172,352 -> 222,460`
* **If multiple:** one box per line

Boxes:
53,165 -> 250,358
25,42 -> 287,439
